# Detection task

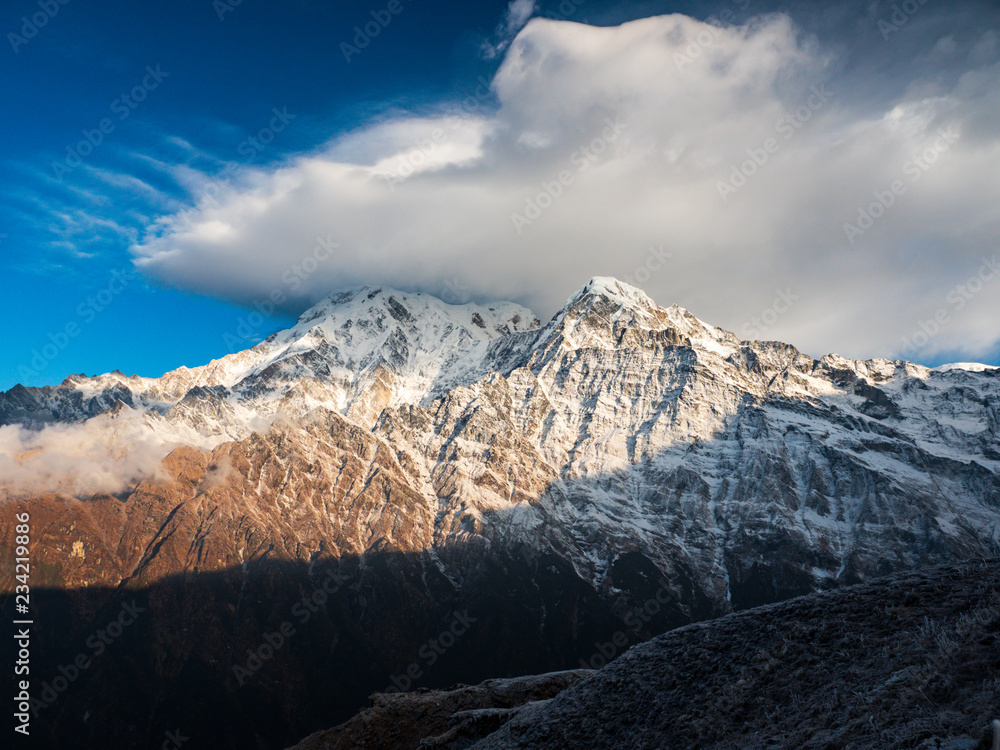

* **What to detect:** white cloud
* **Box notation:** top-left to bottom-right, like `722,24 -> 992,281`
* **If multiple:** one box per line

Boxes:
0,404 -> 271,495
131,13 -> 1000,363
0,414 -> 172,495
482,0 -> 538,59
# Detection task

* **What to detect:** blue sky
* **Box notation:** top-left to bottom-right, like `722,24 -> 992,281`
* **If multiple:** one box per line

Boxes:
1,0 -> 522,387
2,0 -> 999,390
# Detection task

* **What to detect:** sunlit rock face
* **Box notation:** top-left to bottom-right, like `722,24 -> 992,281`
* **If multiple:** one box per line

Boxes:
2,277 -> 998,748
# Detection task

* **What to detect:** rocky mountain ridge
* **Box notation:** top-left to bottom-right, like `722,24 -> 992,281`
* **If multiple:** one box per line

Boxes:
3,276 -> 999,595
2,276 -> 998,748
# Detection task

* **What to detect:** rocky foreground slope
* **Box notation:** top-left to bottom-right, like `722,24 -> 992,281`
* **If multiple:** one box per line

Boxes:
294,560 -> 1000,750
1,277 -> 998,748
289,670 -> 594,750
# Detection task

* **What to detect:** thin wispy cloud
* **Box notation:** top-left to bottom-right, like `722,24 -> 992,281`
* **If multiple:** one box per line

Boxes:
481,0 -> 538,58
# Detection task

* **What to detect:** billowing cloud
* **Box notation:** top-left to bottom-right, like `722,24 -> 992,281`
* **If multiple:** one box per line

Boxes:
131,11 -> 1000,363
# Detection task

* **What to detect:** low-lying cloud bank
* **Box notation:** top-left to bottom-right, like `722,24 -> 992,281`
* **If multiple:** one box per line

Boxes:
131,10 -> 1000,363
0,416 -> 173,496
0,407 -> 256,496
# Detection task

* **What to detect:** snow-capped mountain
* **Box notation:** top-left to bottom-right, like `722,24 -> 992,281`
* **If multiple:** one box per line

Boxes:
1,286 -> 538,433
2,277 -> 998,748
3,276 -> 999,588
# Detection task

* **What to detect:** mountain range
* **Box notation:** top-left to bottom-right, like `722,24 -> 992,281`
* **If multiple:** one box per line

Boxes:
2,277 -> 998,748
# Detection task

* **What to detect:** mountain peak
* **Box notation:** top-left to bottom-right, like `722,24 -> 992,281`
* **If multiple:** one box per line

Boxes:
295,285 -> 540,341
547,276 -> 739,358
568,276 -> 656,309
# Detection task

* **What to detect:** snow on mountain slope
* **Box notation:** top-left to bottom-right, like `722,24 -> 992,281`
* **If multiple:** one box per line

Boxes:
2,277 -> 999,608
0,287 -> 539,436
4,277 -> 998,750
204,286 -> 539,399
371,278 -> 1000,602
0,287 -> 538,494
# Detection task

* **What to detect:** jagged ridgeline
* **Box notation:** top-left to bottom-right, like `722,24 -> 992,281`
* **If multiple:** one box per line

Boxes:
2,277 -> 998,749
